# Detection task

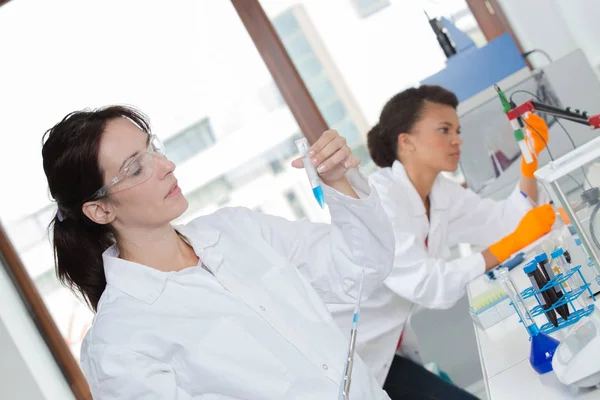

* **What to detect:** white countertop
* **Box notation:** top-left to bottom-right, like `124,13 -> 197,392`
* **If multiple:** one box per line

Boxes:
467,258 -> 599,399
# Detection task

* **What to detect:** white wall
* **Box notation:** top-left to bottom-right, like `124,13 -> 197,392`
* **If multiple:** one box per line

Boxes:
555,0 -> 600,70
0,264 -> 75,400
497,0 -> 577,67
498,0 -> 600,74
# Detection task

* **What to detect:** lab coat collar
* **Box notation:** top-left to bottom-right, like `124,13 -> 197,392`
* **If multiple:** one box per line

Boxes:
390,160 -> 450,216
102,225 -> 221,304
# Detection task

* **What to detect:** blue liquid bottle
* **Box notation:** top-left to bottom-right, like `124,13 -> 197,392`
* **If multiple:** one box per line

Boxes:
496,267 -> 560,374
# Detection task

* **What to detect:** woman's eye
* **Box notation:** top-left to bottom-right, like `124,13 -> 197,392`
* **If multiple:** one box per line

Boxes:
128,163 -> 143,177
439,127 -> 449,134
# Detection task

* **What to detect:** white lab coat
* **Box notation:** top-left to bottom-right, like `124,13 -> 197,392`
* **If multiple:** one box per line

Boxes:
329,161 -> 547,385
80,170 -> 395,400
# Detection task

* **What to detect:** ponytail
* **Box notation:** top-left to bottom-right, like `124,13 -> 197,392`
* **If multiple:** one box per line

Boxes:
367,123 -> 398,168
51,210 -> 113,311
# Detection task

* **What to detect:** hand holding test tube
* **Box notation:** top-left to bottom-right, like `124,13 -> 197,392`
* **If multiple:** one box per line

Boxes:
292,130 -> 361,207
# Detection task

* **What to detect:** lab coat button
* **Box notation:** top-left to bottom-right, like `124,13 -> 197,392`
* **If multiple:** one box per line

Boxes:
322,364 -> 328,370
260,306 -> 266,311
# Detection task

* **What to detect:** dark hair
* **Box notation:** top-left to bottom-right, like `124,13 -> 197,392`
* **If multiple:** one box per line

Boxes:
42,105 -> 151,311
367,85 -> 458,168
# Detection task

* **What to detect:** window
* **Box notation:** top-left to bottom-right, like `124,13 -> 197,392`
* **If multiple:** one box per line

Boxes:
349,0 -> 390,19
352,144 -> 376,175
258,81 -> 285,112
185,177 -> 232,213
272,8 -> 362,146
164,118 -> 215,165
332,118 -> 362,147
285,190 -> 306,219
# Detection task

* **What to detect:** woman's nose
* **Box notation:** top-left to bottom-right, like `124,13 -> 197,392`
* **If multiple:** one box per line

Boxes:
453,134 -> 463,146
155,154 -> 176,177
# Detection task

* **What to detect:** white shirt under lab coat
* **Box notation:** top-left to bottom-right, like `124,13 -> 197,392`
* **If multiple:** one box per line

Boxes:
80,170 -> 395,400
329,161 -> 546,385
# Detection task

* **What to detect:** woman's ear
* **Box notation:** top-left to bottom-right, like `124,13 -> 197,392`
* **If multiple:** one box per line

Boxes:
82,200 -> 116,225
397,133 -> 414,153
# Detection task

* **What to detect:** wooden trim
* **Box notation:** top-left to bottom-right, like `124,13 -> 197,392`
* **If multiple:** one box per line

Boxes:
466,0 -> 530,69
0,223 -> 92,400
489,0 -> 526,54
231,0 -> 328,144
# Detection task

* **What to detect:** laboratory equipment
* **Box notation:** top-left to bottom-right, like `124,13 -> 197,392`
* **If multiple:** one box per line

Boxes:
552,248 -> 585,294
496,267 -> 560,374
553,310 -> 600,389
535,133 -> 600,296
485,251 -> 525,281
469,284 -> 515,329
421,33 -> 527,103
295,138 -> 325,208
536,253 -> 570,320
424,11 -> 456,58
551,248 -> 573,291
458,50 -> 600,197
338,269 -> 365,400
517,258 -> 594,335
524,260 -> 559,327
495,85 -> 534,164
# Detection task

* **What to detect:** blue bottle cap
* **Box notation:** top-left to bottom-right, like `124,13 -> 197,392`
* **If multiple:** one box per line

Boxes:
523,261 -> 538,274
551,248 -> 564,259
535,253 -> 548,262
575,238 -> 582,246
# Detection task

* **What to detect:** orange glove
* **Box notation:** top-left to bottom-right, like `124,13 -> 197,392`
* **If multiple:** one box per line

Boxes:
489,204 -> 556,263
521,113 -> 549,178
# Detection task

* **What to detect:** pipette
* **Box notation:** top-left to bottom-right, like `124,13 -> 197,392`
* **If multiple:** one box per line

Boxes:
495,85 -> 534,164
295,138 -> 325,208
338,269 -> 365,400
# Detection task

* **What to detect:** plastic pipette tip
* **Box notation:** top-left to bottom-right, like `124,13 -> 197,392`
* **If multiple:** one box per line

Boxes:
313,186 -> 325,208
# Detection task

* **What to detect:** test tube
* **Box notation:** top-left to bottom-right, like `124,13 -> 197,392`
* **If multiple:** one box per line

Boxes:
552,247 -> 585,291
295,138 -> 325,208
550,248 -> 571,292
496,267 -> 539,336
535,253 -> 570,320
524,260 -> 559,327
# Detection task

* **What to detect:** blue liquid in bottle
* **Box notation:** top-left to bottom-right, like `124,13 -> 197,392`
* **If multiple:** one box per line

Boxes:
498,267 -> 560,375
527,324 -> 560,374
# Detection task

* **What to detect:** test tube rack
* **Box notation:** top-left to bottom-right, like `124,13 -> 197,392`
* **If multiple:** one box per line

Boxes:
512,265 -> 596,335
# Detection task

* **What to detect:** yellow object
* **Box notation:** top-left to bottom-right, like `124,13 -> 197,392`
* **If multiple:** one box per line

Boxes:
489,204 -> 556,262
521,113 -> 550,178
471,285 -> 508,312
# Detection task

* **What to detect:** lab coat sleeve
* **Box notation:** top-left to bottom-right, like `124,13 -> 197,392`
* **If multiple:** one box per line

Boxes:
81,344 -> 194,400
374,177 -> 485,309
238,168 -> 394,304
446,180 -> 550,248
384,231 -> 485,309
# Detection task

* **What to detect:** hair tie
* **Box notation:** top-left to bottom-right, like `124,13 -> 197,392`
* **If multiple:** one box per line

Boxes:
57,208 -> 65,222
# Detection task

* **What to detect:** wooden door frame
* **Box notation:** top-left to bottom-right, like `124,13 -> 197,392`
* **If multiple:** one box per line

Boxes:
0,224 -> 92,399
466,0 -> 528,61
231,0 -> 329,144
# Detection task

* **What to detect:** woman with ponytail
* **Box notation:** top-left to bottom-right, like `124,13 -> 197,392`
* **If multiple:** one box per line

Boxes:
41,105 -> 395,399
328,85 -> 556,399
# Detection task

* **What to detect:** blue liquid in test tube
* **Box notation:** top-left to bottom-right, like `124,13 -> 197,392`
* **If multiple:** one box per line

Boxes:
295,138 -> 325,208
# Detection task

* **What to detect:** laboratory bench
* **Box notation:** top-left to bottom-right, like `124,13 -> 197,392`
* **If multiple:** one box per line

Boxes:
467,250 -> 599,400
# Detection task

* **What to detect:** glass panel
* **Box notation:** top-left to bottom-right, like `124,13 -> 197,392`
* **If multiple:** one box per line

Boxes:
264,0 -> 487,173
0,0 -> 328,362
